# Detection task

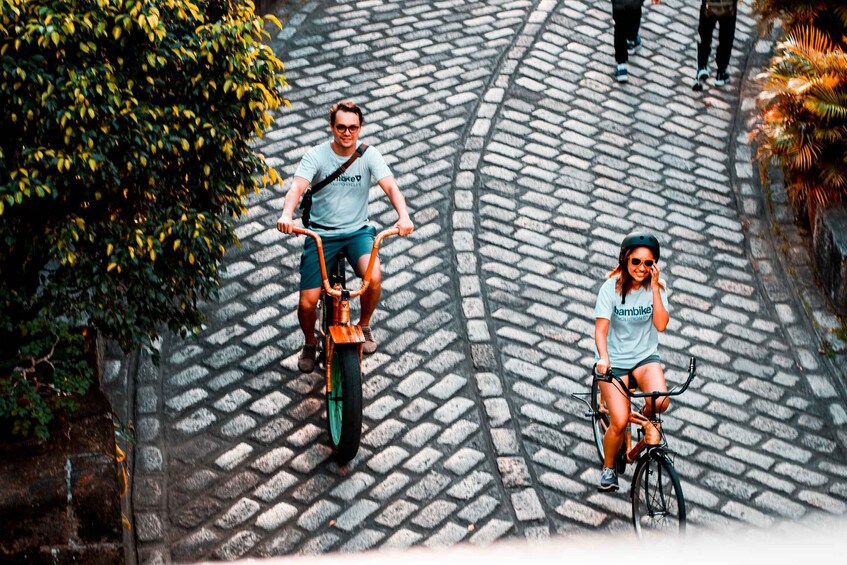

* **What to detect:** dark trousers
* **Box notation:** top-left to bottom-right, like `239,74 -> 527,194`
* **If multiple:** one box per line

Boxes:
612,5 -> 642,64
696,0 -> 738,71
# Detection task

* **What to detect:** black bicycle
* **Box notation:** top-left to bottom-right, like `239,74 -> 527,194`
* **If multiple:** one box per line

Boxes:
573,357 -> 696,536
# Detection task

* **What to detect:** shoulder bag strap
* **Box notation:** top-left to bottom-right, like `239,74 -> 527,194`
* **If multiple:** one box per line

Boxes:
308,143 -> 369,197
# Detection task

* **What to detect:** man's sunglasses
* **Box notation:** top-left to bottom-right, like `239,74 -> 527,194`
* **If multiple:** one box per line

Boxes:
629,258 -> 655,267
334,124 -> 360,134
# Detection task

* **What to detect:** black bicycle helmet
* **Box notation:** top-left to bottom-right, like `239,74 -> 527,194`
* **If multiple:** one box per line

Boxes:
618,231 -> 660,264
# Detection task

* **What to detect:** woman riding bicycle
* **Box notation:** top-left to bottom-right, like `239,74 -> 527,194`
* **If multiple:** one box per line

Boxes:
594,231 -> 670,492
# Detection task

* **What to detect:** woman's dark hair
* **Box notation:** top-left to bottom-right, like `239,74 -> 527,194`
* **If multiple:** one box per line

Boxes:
607,231 -> 663,302
329,100 -> 364,126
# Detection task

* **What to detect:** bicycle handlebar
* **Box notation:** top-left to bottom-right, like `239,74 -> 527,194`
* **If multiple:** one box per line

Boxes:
594,356 -> 696,400
290,227 -> 400,298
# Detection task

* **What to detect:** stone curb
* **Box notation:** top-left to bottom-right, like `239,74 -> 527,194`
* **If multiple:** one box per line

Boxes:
732,26 -> 847,446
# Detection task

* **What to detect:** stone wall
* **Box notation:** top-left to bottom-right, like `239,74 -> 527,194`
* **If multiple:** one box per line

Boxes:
814,203 -> 847,315
0,338 -> 125,563
0,389 -> 124,563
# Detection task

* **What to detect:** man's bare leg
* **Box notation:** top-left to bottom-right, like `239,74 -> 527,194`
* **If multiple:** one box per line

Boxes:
355,254 -> 381,327
298,288 -> 321,344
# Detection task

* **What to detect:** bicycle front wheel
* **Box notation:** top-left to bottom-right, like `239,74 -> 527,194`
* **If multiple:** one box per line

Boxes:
590,377 -> 609,465
631,453 -> 686,536
325,344 -> 362,463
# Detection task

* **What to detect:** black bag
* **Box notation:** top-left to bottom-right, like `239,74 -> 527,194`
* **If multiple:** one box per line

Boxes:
705,0 -> 735,17
299,144 -> 368,229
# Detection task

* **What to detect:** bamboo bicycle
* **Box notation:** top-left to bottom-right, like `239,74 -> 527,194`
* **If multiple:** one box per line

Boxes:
573,357 -> 697,536
290,226 -> 398,463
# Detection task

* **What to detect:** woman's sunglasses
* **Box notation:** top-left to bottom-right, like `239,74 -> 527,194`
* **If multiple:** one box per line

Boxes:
629,258 -> 655,267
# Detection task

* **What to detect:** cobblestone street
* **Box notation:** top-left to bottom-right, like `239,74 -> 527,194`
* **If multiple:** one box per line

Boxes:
124,1 -> 847,562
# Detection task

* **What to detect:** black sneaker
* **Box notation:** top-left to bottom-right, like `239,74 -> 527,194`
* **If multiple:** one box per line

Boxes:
626,36 -> 641,55
715,70 -> 729,86
692,67 -> 708,91
614,64 -> 628,83
598,467 -> 619,492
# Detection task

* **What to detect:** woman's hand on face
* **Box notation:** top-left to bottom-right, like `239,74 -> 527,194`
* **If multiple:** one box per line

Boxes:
651,264 -> 661,290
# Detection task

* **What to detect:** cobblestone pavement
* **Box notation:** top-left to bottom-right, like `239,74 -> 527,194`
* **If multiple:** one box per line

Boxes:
126,1 -> 847,562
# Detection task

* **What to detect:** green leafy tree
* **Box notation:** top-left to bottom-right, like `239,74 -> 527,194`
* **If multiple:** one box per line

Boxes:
0,0 -> 286,438
753,26 -> 847,223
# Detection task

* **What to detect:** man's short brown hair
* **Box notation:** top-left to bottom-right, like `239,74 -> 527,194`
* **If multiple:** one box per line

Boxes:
329,100 -> 364,126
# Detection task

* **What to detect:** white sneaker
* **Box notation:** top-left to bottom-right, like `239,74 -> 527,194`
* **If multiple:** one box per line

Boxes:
691,67 -> 708,91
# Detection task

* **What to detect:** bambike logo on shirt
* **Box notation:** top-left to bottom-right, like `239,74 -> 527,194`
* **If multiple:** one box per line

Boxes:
614,304 -> 652,321
335,174 -> 362,184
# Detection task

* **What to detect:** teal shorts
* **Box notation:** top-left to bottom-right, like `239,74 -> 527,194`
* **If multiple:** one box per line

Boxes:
299,225 -> 376,290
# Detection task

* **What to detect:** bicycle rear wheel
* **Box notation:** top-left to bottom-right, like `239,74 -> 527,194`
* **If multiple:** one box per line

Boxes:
590,377 -> 609,465
631,453 -> 686,536
325,344 -> 362,463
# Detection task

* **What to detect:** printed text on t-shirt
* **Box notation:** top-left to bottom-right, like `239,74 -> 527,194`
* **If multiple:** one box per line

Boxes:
614,305 -> 652,321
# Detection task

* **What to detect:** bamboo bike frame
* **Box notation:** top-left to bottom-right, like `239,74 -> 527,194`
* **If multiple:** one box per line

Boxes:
290,227 -> 399,393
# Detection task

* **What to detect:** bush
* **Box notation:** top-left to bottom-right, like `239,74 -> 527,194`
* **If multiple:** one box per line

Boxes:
0,0 -> 286,438
753,1 -> 847,47
753,27 -> 847,223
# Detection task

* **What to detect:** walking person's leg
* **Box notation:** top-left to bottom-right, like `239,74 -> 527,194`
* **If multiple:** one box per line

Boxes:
714,10 -> 738,85
612,6 -> 629,66
626,4 -> 643,51
612,6 -> 630,82
692,1 -> 717,90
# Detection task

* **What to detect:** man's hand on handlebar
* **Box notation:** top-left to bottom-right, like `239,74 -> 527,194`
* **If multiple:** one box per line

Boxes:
277,213 -> 295,234
395,217 -> 414,236
596,357 -> 611,376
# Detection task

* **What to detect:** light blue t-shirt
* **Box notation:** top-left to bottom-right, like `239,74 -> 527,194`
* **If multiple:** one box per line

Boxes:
594,277 -> 670,368
294,141 -> 392,234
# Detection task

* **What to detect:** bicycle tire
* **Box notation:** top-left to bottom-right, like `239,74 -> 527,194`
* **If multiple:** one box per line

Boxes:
590,377 -> 609,465
325,344 -> 362,463
631,452 -> 686,536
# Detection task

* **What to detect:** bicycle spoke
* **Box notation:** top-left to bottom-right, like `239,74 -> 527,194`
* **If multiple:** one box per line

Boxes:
632,455 -> 685,536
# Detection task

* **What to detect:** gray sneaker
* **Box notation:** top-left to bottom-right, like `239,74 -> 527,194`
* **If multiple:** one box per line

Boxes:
298,344 -> 317,373
598,467 -> 619,492
361,326 -> 377,355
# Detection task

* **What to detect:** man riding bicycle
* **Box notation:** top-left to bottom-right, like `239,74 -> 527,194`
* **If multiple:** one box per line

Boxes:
276,100 -> 414,373
594,231 -> 671,492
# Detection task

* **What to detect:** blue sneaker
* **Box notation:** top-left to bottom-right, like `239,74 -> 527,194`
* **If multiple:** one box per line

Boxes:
598,467 -> 619,492
614,64 -> 628,83
626,36 -> 641,55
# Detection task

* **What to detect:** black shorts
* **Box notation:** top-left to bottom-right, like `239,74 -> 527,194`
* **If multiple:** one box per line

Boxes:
609,353 -> 661,389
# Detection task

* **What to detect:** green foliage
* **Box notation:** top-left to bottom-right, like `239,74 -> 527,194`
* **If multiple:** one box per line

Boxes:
754,26 -> 847,220
0,0 -> 287,437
